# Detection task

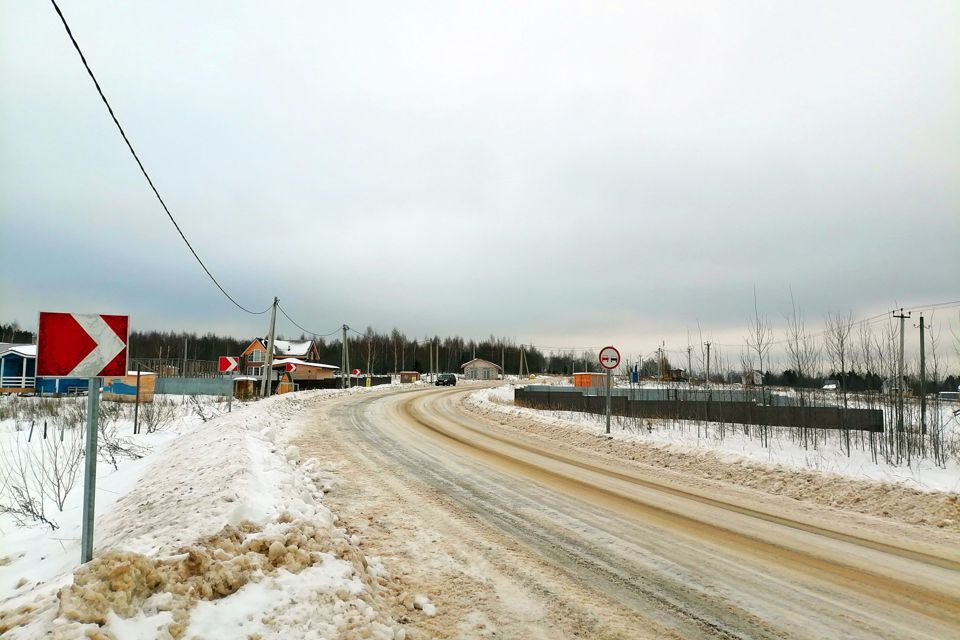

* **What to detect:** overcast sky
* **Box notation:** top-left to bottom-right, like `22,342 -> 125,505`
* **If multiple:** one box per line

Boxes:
2,1 -> 958,360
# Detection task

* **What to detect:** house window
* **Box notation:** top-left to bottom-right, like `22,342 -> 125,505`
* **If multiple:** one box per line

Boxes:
250,350 -> 264,363
248,366 -> 262,376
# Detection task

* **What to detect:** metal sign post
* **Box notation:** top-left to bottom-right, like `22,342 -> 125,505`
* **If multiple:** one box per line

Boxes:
598,345 -> 621,435
37,311 -> 129,565
81,377 -> 101,563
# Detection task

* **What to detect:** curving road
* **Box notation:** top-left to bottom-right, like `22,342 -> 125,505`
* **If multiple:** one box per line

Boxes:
297,384 -> 960,639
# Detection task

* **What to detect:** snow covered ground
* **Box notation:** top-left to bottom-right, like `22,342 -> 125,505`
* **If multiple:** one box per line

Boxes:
0,388 -> 411,639
470,386 -> 960,493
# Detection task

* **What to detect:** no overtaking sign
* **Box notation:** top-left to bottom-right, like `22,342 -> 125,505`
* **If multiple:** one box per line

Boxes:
599,345 -> 620,370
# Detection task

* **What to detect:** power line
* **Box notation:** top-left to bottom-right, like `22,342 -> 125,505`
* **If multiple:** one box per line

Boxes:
49,0 -> 268,316
276,304 -> 342,338
699,300 -> 960,350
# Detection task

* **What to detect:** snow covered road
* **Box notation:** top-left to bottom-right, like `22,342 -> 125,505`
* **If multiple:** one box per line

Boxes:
297,384 -> 960,639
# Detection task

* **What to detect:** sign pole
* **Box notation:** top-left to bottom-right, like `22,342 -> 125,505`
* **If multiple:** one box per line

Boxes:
606,367 -> 612,435
81,377 -> 101,563
133,367 -> 141,435
598,345 -> 620,436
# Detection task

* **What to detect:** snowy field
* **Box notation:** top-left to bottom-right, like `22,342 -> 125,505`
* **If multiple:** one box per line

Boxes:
0,388 -> 416,639
470,386 -> 960,493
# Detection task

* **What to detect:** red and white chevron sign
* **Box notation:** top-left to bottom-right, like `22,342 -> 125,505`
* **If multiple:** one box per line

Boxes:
219,356 -> 239,373
37,312 -> 129,378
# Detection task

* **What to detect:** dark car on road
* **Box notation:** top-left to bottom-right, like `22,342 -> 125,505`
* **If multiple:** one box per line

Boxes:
435,373 -> 457,386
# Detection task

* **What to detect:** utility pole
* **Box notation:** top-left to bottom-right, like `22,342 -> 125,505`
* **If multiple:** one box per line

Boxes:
705,341 -> 712,386
686,345 -> 693,384
501,343 -> 505,380
260,297 -> 279,397
341,325 -> 348,389
182,335 -> 188,377
341,324 -> 351,389
892,309 -> 910,432
916,314 -> 930,435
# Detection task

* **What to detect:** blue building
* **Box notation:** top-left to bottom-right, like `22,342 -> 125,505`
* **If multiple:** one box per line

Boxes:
0,344 -> 36,393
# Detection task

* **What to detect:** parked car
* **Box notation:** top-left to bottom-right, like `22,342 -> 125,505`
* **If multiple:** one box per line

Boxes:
435,373 -> 457,386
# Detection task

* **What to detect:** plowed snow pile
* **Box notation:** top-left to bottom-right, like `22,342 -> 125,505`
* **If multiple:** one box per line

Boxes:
0,389 -> 409,639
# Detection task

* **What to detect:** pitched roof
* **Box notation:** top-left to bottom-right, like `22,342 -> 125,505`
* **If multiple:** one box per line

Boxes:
0,344 -> 36,358
251,338 -> 315,357
271,358 -> 338,370
460,358 -> 502,371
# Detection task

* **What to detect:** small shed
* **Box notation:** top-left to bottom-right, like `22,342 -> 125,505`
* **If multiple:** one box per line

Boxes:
399,371 -> 420,383
573,372 -> 607,388
461,358 -> 502,381
741,370 -> 763,386
233,376 -> 257,400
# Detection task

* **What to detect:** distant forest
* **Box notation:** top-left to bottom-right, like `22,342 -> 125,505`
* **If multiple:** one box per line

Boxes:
3,320 -> 957,391
0,321 -> 562,375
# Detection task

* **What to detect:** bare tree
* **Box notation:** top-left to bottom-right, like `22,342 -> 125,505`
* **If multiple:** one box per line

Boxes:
745,288 -> 774,381
364,326 -> 377,375
825,312 -> 855,393
785,290 -> 819,386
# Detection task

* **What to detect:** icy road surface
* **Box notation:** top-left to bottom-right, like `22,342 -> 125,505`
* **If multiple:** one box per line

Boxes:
296,384 -> 960,640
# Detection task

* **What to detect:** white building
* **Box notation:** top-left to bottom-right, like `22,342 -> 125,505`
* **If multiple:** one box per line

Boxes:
461,358 -> 502,381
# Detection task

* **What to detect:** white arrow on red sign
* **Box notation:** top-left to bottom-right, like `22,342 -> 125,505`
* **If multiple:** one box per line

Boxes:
219,356 -> 239,373
37,312 -> 129,377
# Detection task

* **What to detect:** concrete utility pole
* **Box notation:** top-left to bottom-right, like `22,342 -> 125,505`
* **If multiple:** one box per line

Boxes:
260,297 -> 279,397
916,314 -> 930,435
686,346 -> 693,384
341,325 -> 347,389
893,309 -> 910,432
705,341 -> 712,386
182,336 -> 188,377
342,324 -> 351,389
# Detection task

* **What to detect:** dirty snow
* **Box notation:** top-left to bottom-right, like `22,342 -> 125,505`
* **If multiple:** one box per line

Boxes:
0,387 -> 411,639
470,386 -> 960,493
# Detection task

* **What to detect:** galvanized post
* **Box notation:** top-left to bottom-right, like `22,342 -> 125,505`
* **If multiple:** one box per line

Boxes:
81,377 -> 101,563
133,367 -> 141,434
605,368 -> 612,434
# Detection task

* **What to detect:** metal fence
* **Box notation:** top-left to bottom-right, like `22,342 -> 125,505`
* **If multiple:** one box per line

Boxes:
130,358 -> 221,378
515,387 -> 884,432
155,377 -> 232,396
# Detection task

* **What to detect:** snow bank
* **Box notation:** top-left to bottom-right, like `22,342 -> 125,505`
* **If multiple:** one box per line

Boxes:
0,388 -> 406,639
467,386 -> 960,531
472,386 -> 960,493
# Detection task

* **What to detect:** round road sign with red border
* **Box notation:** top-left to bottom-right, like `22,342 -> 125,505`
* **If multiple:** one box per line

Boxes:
598,345 -> 620,370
